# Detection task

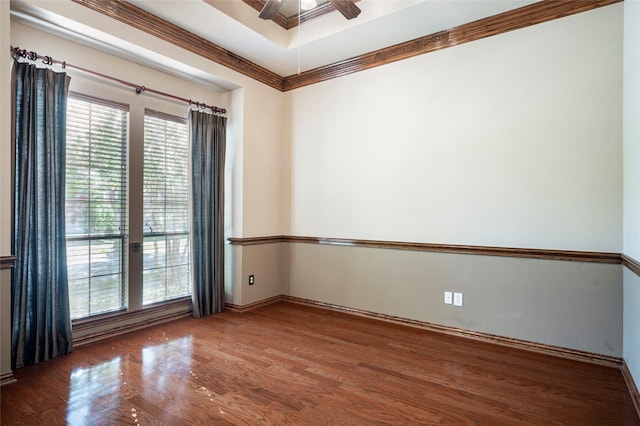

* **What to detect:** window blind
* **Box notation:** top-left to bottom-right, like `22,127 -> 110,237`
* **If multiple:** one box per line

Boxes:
65,94 -> 129,319
143,110 -> 191,305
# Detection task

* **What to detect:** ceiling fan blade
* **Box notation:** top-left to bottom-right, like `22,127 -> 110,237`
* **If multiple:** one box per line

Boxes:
327,0 -> 361,20
259,0 -> 284,20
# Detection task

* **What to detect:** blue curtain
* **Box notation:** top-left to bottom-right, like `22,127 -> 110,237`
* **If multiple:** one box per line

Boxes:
11,61 -> 73,368
190,110 -> 227,318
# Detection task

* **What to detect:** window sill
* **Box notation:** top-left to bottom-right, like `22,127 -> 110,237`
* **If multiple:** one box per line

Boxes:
72,296 -> 193,346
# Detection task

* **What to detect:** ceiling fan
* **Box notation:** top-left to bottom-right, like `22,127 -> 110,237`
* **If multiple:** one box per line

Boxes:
259,0 -> 361,21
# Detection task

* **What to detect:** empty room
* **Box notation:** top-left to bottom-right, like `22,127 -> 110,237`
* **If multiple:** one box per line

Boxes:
1,0 -> 639,424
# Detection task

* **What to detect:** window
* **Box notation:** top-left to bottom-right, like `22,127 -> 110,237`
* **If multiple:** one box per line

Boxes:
65,96 -> 192,320
143,110 -> 191,305
65,94 -> 129,319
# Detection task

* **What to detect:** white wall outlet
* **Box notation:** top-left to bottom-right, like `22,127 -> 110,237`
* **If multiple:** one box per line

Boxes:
453,292 -> 463,307
444,291 -> 453,304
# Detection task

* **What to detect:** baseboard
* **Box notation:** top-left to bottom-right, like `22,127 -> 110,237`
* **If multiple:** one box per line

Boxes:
0,371 -> 16,387
622,361 -> 640,418
229,294 -> 622,368
284,295 -> 622,368
225,295 -> 283,313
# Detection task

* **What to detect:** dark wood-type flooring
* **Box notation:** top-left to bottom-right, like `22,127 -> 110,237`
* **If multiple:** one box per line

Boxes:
1,302 -> 639,425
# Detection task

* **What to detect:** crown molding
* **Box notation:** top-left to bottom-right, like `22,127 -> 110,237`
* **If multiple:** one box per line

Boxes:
71,0 -> 285,91
282,30 -> 450,90
72,0 -> 621,92
282,0 -> 621,90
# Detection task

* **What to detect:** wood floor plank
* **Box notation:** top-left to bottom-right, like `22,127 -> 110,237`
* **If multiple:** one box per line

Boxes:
1,301 -> 638,425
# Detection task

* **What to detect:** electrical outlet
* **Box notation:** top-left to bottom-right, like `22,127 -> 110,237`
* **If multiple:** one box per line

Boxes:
444,291 -> 453,304
453,292 -> 463,307
249,275 -> 255,285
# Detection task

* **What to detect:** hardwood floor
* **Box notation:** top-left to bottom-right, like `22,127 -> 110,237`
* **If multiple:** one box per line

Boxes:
1,302 -> 638,425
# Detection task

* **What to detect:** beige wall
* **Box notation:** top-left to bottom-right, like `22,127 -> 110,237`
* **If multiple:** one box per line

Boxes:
624,1 -> 640,262
1,0 -> 13,382
0,0 -> 10,257
287,4 -> 623,253
282,4 -> 624,357
623,0 -> 640,388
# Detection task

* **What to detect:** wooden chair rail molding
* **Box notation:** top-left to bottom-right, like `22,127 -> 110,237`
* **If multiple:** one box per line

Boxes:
622,254 -> 640,278
228,235 -> 625,265
71,0 -> 621,92
0,256 -> 17,269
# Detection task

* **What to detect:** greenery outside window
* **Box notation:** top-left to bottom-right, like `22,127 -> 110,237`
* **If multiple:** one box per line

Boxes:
142,110 -> 191,305
65,94 -> 129,320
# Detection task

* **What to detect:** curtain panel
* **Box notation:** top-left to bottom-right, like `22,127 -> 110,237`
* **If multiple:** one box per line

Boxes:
190,111 -> 227,318
11,61 -> 73,368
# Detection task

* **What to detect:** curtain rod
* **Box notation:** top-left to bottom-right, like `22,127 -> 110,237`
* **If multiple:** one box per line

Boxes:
10,47 -> 226,115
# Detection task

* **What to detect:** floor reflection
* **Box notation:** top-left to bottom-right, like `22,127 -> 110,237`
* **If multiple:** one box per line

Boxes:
142,335 -> 193,416
142,335 -> 193,382
65,334 -> 194,425
67,357 -> 121,425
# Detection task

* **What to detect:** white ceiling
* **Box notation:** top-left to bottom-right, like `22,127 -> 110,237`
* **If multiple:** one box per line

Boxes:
11,0 -> 538,79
